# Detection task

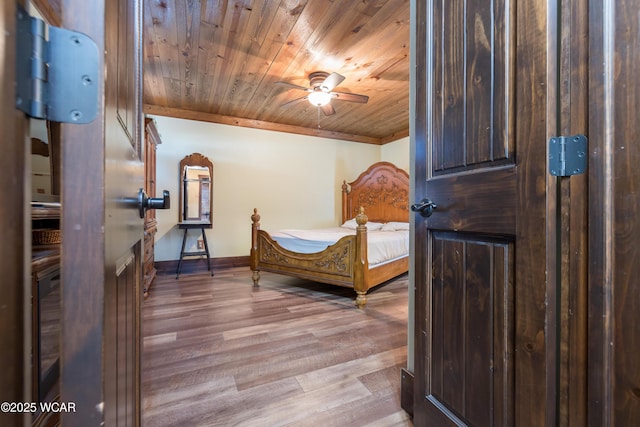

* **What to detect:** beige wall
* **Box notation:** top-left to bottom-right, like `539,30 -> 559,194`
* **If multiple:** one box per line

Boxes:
151,115 -> 409,261
382,137 -> 410,172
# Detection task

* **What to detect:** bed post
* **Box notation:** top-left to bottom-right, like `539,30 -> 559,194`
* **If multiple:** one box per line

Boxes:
341,180 -> 349,223
354,206 -> 369,308
250,208 -> 260,286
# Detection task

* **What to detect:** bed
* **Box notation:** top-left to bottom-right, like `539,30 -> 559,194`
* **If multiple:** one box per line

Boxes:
250,161 -> 410,308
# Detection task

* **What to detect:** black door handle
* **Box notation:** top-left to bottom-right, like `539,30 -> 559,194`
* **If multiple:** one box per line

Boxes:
411,198 -> 437,218
138,189 -> 170,218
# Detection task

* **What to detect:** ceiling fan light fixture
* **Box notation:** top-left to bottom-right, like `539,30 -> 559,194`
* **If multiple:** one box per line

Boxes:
307,91 -> 332,106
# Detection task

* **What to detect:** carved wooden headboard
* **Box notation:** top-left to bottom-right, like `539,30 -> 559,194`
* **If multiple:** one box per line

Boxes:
342,162 -> 410,224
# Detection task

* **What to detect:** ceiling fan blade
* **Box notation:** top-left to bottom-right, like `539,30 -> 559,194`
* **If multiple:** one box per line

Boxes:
331,91 -> 369,104
281,96 -> 309,107
276,81 -> 312,92
320,103 -> 336,116
320,72 -> 345,92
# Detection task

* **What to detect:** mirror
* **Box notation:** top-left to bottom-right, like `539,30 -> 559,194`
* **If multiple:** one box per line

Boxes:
179,153 -> 213,224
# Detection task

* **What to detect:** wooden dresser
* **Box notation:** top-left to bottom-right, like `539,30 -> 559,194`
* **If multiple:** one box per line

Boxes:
143,118 -> 161,297
31,202 -> 62,426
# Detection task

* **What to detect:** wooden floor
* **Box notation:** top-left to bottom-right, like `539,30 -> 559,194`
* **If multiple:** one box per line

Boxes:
142,266 -> 413,427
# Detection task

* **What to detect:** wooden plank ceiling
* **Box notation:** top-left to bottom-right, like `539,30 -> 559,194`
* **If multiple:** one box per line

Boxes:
143,0 -> 410,144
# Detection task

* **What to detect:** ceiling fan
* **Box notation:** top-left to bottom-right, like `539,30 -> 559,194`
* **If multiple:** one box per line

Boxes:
277,71 -> 369,116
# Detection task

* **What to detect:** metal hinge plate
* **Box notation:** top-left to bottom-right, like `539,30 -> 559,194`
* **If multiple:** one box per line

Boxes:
15,6 -> 99,124
548,134 -> 588,177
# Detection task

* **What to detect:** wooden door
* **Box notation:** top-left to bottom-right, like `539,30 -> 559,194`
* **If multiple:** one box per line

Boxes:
587,0 -> 640,424
412,0 -> 555,425
0,1 -> 29,425
59,0 -> 144,425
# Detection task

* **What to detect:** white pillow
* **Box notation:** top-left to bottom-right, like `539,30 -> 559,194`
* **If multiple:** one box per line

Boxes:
341,219 -> 384,231
341,219 -> 358,229
381,221 -> 410,232
366,222 -> 384,231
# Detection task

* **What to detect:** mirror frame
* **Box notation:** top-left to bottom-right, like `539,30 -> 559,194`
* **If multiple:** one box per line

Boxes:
179,153 -> 213,224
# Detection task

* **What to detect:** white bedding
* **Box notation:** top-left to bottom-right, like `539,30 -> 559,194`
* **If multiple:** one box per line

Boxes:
270,227 -> 409,267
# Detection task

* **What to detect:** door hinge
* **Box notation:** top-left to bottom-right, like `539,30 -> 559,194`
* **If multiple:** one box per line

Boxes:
15,5 -> 99,124
548,134 -> 588,177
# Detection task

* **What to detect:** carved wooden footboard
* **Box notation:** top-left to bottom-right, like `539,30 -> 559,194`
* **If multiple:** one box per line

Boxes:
250,162 -> 410,309
250,207 -> 371,308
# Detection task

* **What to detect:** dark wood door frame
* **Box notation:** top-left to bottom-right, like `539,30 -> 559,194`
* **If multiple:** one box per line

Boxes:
0,2 -> 28,425
587,0 -> 640,424
555,0 -> 589,424
59,0 -> 108,422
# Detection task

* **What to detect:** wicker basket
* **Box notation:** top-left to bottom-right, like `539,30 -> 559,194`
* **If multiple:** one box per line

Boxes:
32,229 -> 61,245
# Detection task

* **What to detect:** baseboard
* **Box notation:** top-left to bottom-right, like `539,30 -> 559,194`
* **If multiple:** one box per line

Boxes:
155,256 -> 249,276
400,367 -> 414,417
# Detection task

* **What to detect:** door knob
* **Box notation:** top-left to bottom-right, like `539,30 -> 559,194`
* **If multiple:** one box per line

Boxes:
138,189 -> 170,218
411,198 -> 437,218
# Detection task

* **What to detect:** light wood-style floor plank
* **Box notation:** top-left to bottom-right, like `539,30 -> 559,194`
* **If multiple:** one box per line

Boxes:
142,267 -> 413,426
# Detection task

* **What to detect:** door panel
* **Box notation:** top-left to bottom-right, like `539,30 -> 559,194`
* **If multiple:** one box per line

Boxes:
413,0 -> 551,425
105,251 -> 139,426
429,233 -> 514,426
105,0 -> 144,424
431,0 -> 510,174
60,0 -> 143,425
